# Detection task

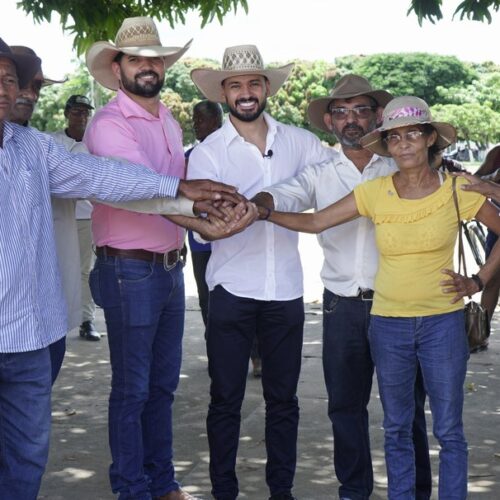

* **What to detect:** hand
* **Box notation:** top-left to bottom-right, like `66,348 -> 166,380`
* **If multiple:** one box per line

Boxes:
193,196 -> 250,220
452,172 -> 500,200
440,269 -> 482,303
178,179 -> 244,204
198,202 -> 258,240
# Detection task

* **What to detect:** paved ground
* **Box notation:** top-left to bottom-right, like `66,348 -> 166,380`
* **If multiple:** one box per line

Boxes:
39,234 -> 500,499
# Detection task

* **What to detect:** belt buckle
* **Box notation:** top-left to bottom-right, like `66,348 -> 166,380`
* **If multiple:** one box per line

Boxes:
360,289 -> 373,301
163,249 -> 180,271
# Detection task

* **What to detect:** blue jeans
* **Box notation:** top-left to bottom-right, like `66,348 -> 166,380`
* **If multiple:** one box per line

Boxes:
322,289 -> 431,500
206,285 -> 304,499
0,348 -> 52,499
90,255 -> 185,500
369,311 -> 469,500
49,336 -> 66,384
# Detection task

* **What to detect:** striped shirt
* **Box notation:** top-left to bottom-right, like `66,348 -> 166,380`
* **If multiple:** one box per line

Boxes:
0,122 -> 179,353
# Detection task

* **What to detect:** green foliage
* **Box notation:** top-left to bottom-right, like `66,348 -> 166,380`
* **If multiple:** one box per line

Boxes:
432,102 -> 500,147
335,53 -> 477,106
17,0 -> 248,55
409,0 -> 500,25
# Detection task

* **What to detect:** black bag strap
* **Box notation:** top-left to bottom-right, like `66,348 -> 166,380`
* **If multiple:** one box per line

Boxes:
451,176 -> 470,288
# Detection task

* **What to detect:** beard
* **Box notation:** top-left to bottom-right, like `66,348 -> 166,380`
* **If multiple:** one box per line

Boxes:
335,117 -> 378,149
120,70 -> 164,98
227,97 -> 267,122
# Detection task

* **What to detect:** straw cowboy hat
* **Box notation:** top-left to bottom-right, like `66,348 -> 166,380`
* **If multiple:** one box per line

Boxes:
360,96 -> 457,157
86,16 -> 192,90
190,44 -> 294,102
10,46 -> 66,86
307,74 -> 393,133
0,38 -> 41,88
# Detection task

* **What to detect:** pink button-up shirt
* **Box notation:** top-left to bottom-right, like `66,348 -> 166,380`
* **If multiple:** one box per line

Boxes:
84,90 -> 185,253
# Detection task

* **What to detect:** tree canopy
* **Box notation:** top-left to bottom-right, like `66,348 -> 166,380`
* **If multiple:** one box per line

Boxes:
17,0 -> 500,55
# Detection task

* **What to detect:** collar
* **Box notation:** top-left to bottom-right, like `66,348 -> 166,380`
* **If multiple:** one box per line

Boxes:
116,89 -> 166,121
220,111 -> 280,147
338,147 -> 387,170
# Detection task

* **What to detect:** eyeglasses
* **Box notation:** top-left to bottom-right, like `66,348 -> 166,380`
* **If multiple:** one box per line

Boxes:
383,130 -> 425,146
0,75 -> 19,89
329,105 -> 375,120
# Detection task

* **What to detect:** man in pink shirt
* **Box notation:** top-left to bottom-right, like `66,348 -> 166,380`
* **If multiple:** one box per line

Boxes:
85,17 -> 196,500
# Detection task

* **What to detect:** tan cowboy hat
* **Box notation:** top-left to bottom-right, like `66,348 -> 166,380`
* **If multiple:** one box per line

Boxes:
307,74 -> 393,133
10,46 -> 66,87
190,44 -> 294,103
360,96 -> 457,157
0,39 -> 40,89
86,16 -> 192,90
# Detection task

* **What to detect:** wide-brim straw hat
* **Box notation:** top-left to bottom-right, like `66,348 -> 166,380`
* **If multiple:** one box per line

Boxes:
190,44 -> 294,103
360,96 -> 457,157
308,74 -> 394,133
86,16 -> 192,90
0,38 -> 41,89
10,46 -> 66,87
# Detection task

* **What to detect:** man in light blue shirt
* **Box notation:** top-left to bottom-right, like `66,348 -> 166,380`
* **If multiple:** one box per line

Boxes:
0,38 -> 239,499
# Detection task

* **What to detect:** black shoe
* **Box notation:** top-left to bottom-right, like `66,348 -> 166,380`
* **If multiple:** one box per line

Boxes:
79,321 -> 101,341
269,494 -> 296,500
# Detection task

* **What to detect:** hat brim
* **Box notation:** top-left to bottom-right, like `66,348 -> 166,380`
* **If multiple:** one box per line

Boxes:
190,63 -> 294,103
307,89 -> 394,133
360,120 -> 457,157
42,76 -> 67,87
86,39 -> 192,90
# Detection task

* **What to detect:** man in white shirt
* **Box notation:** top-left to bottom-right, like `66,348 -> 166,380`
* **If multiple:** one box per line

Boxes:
52,95 -> 101,341
187,45 -> 331,500
255,75 -> 431,500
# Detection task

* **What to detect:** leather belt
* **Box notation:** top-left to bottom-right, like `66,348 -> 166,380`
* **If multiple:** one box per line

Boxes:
96,245 -> 181,269
355,289 -> 374,301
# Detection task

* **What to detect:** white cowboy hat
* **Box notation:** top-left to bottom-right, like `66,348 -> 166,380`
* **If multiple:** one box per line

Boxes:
360,96 -> 457,156
190,44 -> 293,102
85,16 -> 192,90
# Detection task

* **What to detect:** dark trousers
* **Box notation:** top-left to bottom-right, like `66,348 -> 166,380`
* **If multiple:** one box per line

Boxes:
322,289 -> 431,500
190,250 -> 211,326
206,285 -> 304,500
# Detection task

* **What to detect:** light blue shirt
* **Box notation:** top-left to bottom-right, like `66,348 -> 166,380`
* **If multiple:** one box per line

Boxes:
0,122 -> 179,353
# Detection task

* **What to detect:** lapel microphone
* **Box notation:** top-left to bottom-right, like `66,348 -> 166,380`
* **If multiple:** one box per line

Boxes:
263,149 -> 273,158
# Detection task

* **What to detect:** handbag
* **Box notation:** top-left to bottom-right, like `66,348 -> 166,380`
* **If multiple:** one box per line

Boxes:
451,177 -> 490,351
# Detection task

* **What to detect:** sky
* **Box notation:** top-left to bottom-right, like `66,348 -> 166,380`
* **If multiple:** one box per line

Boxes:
1,0 -> 499,80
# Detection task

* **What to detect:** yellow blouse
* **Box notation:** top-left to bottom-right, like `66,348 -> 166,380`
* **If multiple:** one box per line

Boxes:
353,175 -> 486,317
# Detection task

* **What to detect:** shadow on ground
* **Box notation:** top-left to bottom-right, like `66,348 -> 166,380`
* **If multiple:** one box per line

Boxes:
39,298 -> 500,499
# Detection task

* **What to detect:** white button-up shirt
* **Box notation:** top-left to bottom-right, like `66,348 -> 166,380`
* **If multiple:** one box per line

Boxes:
187,113 -> 331,300
266,149 -> 397,297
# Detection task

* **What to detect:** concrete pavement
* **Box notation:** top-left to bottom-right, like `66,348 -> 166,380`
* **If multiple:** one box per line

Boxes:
39,234 -> 500,499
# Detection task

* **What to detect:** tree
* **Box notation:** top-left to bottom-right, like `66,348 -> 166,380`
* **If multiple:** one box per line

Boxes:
409,0 -> 499,24
17,0 -> 499,55
17,0 -> 248,54
335,53 -> 477,106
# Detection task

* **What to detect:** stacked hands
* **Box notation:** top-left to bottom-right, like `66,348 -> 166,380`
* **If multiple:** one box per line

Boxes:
175,179 -> 260,240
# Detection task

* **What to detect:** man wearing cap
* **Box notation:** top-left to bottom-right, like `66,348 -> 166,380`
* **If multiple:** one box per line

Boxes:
186,45 -> 331,500
52,95 -> 102,341
0,36 -> 242,500
84,17 -> 200,500
255,75 -> 431,500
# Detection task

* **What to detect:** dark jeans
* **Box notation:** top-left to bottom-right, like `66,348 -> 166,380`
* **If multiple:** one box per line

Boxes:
190,250 -> 211,327
322,289 -> 431,500
206,285 -> 304,499
90,255 -> 185,500
370,312 -> 468,499
49,336 -> 66,384
0,348 -> 52,500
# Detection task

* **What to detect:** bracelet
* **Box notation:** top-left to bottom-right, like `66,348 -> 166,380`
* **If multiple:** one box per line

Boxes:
261,207 -> 272,221
470,274 -> 484,292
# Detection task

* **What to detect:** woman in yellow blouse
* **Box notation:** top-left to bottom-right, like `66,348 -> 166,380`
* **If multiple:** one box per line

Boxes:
262,96 -> 500,499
